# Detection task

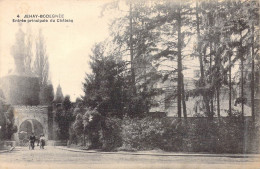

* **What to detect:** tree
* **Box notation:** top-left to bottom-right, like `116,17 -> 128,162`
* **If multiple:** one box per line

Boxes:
146,0 -> 193,118
24,25 -> 33,75
83,40 -> 161,118
83,43 -> 127,118
194,1 -> 213,118
55,95 -> 73,140
0,89 -> 6,141
39,84 -> 54,105
34,29 -> 52,105
72,113 -> 84,144
102,0 -> 163,117
0,89 -> 17,141
63,95 -> 72,112
4,107 -> 18,140
83,108 -> 102,149
0,106 -> 17,140
247,0 -> 259,121
34,29 -> 49,87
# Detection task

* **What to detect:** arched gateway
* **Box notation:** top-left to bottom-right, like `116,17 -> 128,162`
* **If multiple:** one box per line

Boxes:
13,106 -> 49,146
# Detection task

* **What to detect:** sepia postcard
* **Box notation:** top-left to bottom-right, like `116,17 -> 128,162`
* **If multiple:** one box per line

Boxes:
0,0 -> 259,168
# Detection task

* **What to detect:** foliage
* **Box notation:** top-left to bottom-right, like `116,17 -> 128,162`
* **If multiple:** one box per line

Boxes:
69,107 -> 258,153
71,107 -> 102,148
120,117 -> 165,150
83,43 -> 127,118
101,0 -> 259,119
34,29 -> 49,87
100,117 -> 122,151
119,117 -> 257,153
0,109 -> 6,141
0,106 -> 18,140
63,95 -> 72,111
55,96 -> 74,140
83,108 -> 102,149
71,113 -> 84,145
39,84 -> 54,105
83,42 -> 160,118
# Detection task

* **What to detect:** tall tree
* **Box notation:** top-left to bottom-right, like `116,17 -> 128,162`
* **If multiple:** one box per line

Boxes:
55,95 -> 73,140
248,0 -> 259,121
150,0 -> 193,118
195,1 -> 212,118
24,25 -> 33,75
102,0 -> 162,117
129,1 -> 136,95
34,29 -> 49,87
176,5 -> 182,118
83,43 -> 127,118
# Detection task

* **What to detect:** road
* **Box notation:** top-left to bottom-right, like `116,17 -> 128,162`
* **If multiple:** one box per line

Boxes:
0,146 -> 259,169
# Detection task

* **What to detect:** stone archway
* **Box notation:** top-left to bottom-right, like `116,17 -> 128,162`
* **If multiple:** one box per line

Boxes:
18,119 -> 44,146
13,106 -> 49,145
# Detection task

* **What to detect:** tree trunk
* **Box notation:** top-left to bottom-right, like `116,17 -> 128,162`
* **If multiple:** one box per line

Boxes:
129,2 -> 136,95
229,52 -> 232,117
177,6 -> 182,119
210,42 -> 214,116
181,73 -> 187,119
196,2 -> 211,119
83,127 -> 86,146
241,57 -> 244,118
216,87 -> 220,118
251,25 -> 255,122
141,21 -> 149,114
240,32 -> 244,119
215,44 -> 220,119
196,2 -> 204,81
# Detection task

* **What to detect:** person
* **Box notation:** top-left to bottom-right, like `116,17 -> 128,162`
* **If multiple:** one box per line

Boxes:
29,133 -> 36,150
36,136 -> 40,146
40,134 -> 46,149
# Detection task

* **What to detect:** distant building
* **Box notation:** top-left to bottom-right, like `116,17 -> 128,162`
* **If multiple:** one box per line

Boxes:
55,84 -> 64,103
147,58 -> 252,117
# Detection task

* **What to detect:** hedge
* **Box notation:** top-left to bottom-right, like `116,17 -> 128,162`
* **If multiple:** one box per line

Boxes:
73,116 -> 259,153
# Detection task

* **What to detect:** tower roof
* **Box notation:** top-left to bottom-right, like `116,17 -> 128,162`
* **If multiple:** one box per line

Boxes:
55,84 -> 64,102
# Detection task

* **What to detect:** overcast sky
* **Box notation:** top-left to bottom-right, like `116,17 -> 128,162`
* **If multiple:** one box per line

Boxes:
0,0 -> 114,101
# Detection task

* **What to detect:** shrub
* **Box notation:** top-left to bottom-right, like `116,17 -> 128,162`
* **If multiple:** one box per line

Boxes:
100,117 -> 122,151
84,109 -> 102,149
160,118 -> 187,151
187,119 -> 218,152
120,117 -> 165,150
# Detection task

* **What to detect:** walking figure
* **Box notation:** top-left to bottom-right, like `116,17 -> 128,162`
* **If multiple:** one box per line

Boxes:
40,134 -> 46,149
36,136 -> 40,146
29,133 -> 36,150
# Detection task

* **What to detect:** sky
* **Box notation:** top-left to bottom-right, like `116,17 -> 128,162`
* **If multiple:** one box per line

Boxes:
0,0 -> 114,101
0,0 -> 242,103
